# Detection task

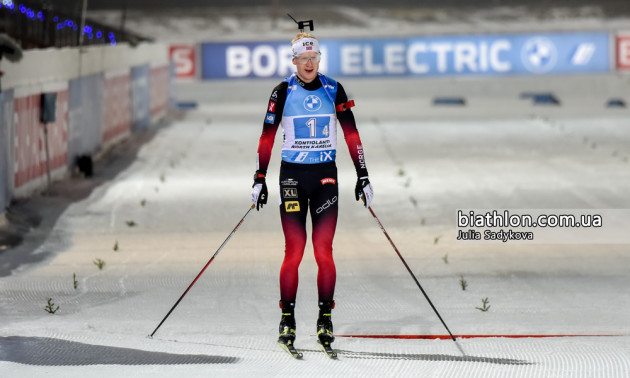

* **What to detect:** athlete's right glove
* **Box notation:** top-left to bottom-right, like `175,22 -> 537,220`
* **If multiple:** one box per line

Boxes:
251,173 -> 268,211
355,176 -> 374,208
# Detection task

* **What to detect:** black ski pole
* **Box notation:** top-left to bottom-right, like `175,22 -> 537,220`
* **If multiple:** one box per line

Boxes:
148,204 -> 255,338
367,205 -> 466,356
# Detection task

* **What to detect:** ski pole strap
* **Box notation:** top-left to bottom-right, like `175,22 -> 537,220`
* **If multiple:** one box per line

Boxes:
335,100 -> 355,112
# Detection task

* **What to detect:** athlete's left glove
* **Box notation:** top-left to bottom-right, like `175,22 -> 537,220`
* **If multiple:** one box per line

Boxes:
251,173 -> 268,211
355,176 -> 374,208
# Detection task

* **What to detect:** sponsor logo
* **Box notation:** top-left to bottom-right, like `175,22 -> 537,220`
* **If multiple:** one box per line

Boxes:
281,179 -> 298,186
283,188 -> 298,198
303,95 -> 322,111
169,45 -> 196,78
271,90 -> 278,99
294,152 -> 309,162
521,37 -> 557,74
316,196 -> 338,214
302,41 -> 314,47
571,43 -> 595,65
357,145 -> 366,169
320,151 -> 333,161
265,113 -> 275,124
268,101 -> 276,113
285,201 -> 301,212
321,178 -> 336,185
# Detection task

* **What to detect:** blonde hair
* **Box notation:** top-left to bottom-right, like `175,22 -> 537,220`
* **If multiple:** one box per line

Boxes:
292,32 -> 317,44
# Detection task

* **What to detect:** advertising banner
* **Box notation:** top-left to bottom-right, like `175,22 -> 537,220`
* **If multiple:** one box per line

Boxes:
201,32 -> 610,79
0,90 -> 14,209
103,72 -> 131,145
131,65 -> 151,130
13,90 -> 68,190
68,74 -> 103,165
617,33 -> 630,71
150,65 -> 170,121
170,45 -> 196,79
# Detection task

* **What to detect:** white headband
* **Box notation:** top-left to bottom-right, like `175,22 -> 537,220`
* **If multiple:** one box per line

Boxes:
292,38 -> 320,57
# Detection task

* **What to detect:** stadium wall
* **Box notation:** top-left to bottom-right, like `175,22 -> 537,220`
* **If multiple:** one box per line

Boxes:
0,42 -> 170,213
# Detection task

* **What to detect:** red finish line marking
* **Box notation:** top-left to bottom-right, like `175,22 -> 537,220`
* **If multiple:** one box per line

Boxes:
336,334 -> 619,340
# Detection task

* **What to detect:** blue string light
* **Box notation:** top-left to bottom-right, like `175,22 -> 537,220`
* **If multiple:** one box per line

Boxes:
2,1 -> 121,46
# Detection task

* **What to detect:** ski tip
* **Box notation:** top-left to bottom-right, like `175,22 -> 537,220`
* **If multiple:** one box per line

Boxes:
278,340 -> 303,359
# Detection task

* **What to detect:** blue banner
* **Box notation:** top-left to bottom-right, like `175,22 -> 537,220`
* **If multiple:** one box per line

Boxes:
201,32 -> 610,79
68,74 -> 103,165
131,65 -> 151,130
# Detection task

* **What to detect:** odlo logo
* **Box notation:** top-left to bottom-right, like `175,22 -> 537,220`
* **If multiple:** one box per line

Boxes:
316,196 -> 337,214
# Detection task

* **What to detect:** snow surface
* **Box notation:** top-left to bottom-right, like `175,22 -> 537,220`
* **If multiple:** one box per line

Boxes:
2,78 -> 630,376
2,5 -> 630,377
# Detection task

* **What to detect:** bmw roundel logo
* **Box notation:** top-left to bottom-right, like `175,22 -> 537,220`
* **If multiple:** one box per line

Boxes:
303,95 -> 321,112
521,37 -> 558,74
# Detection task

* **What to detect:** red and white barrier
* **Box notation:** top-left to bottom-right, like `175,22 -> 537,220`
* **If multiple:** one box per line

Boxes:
103,71 -> 132,147
150,65 -> 170,122
1,43 -> 170,203
13,85 -> 68,194
617,33 -> 630,71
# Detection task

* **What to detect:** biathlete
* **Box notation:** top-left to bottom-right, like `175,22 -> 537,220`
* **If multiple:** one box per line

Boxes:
251,31 -> 374,355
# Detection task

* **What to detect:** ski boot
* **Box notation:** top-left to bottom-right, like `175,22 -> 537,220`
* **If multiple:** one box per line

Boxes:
278,300 -> 302,358
278,300 -> 297,343
316,300 -> 337,358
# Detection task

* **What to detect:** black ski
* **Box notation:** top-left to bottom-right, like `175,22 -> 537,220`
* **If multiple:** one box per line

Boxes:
278,339 -> 303,359
317,339 -> 337,359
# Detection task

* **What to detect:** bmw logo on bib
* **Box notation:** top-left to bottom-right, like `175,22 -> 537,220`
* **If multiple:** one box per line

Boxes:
304,95 -> 322,112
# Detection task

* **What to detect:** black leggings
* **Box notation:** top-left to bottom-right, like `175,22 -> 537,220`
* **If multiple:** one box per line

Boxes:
278,161 -> 338,303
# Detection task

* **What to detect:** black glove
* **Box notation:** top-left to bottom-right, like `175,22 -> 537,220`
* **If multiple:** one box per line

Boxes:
354,176 -> 374,208
251,174 -> 268,211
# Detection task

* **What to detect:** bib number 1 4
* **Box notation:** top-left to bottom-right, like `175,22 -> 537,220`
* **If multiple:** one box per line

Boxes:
306,118 -> 328,138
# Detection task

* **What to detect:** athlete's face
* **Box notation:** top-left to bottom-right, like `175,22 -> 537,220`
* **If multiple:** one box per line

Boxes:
293,52 -> 320,83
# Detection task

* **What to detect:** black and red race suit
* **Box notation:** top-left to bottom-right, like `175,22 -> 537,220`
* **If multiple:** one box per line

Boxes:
255,73 -> 369,303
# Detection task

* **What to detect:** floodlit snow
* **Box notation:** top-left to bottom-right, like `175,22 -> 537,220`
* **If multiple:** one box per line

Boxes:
2,75 -> 630,376
2,6 -> 630,377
